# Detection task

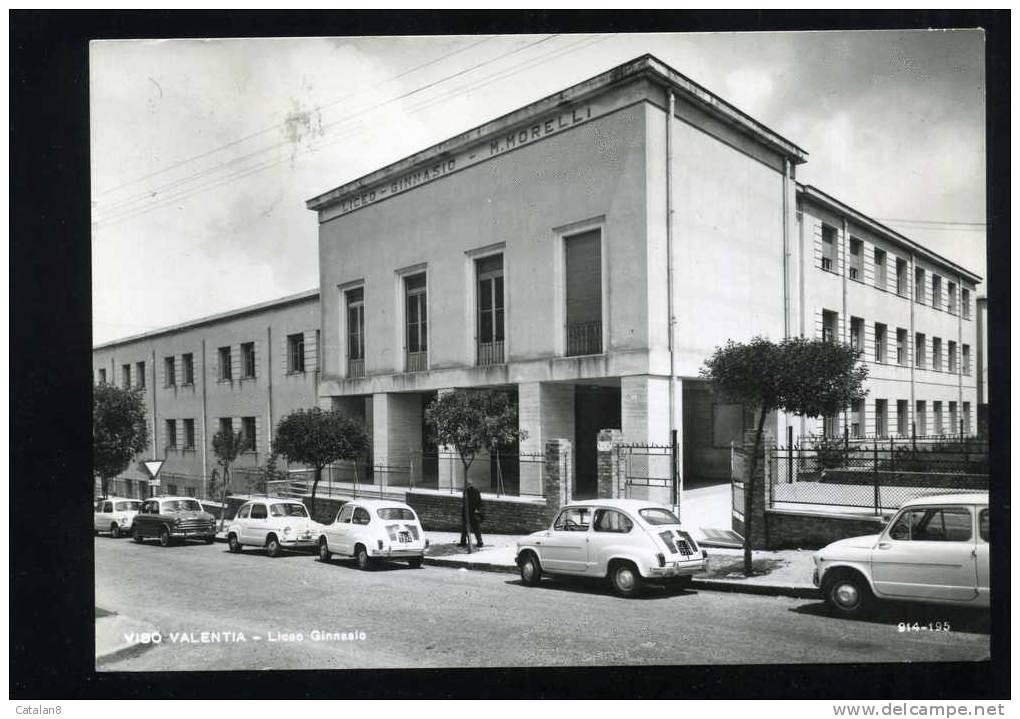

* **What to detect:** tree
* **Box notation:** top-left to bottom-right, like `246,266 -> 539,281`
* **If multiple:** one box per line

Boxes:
212,428 -> 246,532
274,407 -> 369,520
254,452 -> 289,495
93,383 -> 150,498
701,336 -> 868,575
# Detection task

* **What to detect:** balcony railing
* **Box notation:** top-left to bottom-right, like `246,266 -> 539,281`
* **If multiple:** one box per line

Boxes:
406,350 -> 428,373
347,357 -> 365,378
566,320 -> 602,356
477,341 -> 505,366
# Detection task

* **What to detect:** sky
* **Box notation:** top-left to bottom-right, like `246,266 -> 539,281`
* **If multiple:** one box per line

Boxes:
90,30 -> 988,345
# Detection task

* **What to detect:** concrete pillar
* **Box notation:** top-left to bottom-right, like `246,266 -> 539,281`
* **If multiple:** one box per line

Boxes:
519,382 -> 575,496
371,392 -> 423,473
543,438 -> 572,521
731,428 -> 774,549
620,375 -> 672,504
596,428 -> 623,498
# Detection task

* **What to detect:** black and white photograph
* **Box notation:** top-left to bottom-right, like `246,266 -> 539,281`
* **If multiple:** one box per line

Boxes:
10,11 -> 1009,704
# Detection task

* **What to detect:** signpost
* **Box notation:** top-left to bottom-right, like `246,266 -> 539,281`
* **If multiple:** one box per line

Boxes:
143,459 -> 164,497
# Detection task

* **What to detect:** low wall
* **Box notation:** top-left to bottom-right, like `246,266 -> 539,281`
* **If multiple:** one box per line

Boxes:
405,491 -> 550,534
820,470 -> 988,490
765,509 -> 885,550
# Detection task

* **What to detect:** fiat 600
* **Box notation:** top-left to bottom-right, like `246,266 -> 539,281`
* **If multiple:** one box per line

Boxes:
317,499 -> 427,570
226,497 -> 320,557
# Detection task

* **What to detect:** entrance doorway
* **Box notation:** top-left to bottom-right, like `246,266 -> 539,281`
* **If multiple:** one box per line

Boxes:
573,384 -> 621,499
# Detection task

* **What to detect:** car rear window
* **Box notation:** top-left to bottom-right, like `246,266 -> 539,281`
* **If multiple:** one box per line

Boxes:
271,503 -> 308,518
639,508 -> 681,526
377,508 -> 416,521
115,501 -> 141,511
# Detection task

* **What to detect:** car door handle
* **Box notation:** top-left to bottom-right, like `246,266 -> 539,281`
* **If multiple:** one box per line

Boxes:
877,542 -> 892,550
971,548 -> 977,558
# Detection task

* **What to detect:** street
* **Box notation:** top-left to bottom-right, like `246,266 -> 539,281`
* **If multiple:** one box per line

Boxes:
95,537 -> 990,671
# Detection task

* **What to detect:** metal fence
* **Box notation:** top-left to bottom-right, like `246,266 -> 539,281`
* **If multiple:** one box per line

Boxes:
616,442 -> 676,500
409,451 -> 545,497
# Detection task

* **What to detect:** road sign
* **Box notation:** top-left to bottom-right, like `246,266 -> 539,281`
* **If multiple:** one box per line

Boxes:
143,460 -> 164,479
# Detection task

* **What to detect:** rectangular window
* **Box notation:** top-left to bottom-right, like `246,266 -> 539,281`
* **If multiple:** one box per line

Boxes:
564,229 -> 603,356
962,288 -> 971,319
949,401 -> 958,434
850,399 -> 863,438
932,337 -> 942,371
241,416 -> 256,452
121,364 -> 131,388
896,258 -> 908,296
948,282 -> 957,314
820,224 -> 837,272
476,254 -> 505,366
167,484 -> 178,496
874,248 -> 887,289
164,356 -> 176,387
823,415 -> 838,439
404,273 -> 428,371
346,287 -> 365,377
136,361 -> 146,388
948,341 -> 957,373
916,401 -> 927,435
822,310 -> 838,343
963,402 -> 971,435
933,401 -> 943,435
241,342 -> 256,379
287,333 -> 305,373
850,316 -> 863,353
186,486 -> 196,498
962,344 -> 971,375
915,333 -> 925,369
874,323 -> 887,363
165,419 -> 177,449
848,237 -> 862,280
875,399 -> 888,438
219,417 -> 233,438
932,274 -> 942,309
897,400 -> 909,436
182,353 -> 194,385
896,328 -> 908,366
218,346 -> 232,381
914,267 -> 925,304
183,418 -> 195,449
98,368 -> 107,384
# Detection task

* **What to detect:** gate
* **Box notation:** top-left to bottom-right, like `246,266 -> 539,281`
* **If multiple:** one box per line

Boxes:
616,443 -> 676,501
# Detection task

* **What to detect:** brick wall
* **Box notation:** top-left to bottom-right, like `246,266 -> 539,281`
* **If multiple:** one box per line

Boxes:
405,491 -> 550,534
765,510 -> 885,550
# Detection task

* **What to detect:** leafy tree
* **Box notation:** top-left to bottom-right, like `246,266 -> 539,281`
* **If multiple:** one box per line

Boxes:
274,408 -> 369,518
212,428 -> 246,532
701,336 -> 868,574
93,383 -> 150,497
255,452 -> 289,495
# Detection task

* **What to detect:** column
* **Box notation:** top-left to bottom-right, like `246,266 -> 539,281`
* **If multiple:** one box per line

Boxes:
372,392 -> 423,489
519,382 -> 575,496
620,375 -> 672,504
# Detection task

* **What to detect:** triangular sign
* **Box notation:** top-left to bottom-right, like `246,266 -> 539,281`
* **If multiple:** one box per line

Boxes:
143,460 -> 165,479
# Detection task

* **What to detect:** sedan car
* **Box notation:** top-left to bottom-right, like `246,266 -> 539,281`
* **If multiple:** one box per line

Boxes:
131,496 -> 217,547
226,498 -> 320,557
813,493 -> 989,615
515,498 -> 708,597
317,499 -> 427,570
94,497 -> 143,538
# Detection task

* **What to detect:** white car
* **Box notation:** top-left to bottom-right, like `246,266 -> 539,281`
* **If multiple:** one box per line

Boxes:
316,499 -> 427,570
93,497 -> 142,538
515,498 -> 708,598
813,493 -> 990,615
226,498 -> 320,557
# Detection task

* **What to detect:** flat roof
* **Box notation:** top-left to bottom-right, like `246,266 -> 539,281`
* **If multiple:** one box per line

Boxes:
306,53 -> 808,212
93,288 -> 319,351
797,184 -> 983,284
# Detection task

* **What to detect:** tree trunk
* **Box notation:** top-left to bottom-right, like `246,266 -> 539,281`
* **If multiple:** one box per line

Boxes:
744,407 -> 769,576
460,455 -> 474,554
100,475 -> 108,499
217,465 -> 232,533
310,466 -> 322,523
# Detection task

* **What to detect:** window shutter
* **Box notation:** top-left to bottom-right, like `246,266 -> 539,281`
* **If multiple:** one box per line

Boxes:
281,335 -> 289,372
231,417 -> 240,434
161,359 -> 166,387
175,355 -> 182,386
564,230 -> 601,326
161,421 -> 168,454
254,416 -> 262,453
305,330 -> 317,371
232,346 -> 240,380
254,340 -> 261,379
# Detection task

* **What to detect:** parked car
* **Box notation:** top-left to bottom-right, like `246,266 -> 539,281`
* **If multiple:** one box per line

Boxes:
813,493 -> 990,615
131,496 -> 217,547
226,497 -> 320,557
316,499 -> 427,570
94,497 -> 143,538
515,498 -> 708,598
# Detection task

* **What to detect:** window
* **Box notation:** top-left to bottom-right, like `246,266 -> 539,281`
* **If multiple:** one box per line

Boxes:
352,507 -> 371,525
337,504 -> 354,523
164,356 -> 176,386
933,401 -> 943,434
241,417 -> 256,452
978,509 -> 989,542
287,333 -> 305,373
346,287 -> 365,377
932,337 -> 942,371
914,267 -> 925,304
218,346 -> 232,381
98,368 -> 107,384
948,282 -> 957,314
947,341 -> 957,373
404,274 -> 428,371
962,288 -> 971,319
219,417 -> 233,438
874,248 -> 887,289
553,506 -> 591,532
823,415 -> 838,439
593,509 -> 634,533
182,353 -> 194,385
963,402 -> 971,435
272,503 -> 309,518
874,323 -> 887,363
949,401 -> 958,434
476,254 -> 505,366
896,258 -> 908,296
896,328 -> 908,366
564,229 -> 603,356
848,237 -> 862,280
850,316 -> 863,353
822,310 -> 838,343
820,224 -> 836,272
932,274 -> 942,309
136,361 -> 146,388
102,501 -> 113,513
850,399 -> 863,438
916,401 -> 927,435
915,333 -> 925,369
251,504 -> 268,520
121,364 -> 131,387
241,342 -> 256,379
186,487 -> 196,498
183,418 -> 195,449
167,484 -> 178,496
238,504 -> 251,519
165,419 -> 177,449
875,400 -> 888,437
888,507 -> 972,542
962,345 -> 971,375
897,400 -> 909,436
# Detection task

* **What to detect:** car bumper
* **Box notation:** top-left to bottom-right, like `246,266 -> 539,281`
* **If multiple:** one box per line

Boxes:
280,537 -> 318,548
371,547 -> 425,558
169,529 -> 215,539
647,557 -> 707,578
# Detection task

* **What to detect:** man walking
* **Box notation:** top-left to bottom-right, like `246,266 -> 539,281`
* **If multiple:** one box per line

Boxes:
459,481 -> 484,549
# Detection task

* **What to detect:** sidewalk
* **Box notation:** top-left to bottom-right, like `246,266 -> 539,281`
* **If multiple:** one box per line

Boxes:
423,532 -> 820,599
95,607 -> 159,665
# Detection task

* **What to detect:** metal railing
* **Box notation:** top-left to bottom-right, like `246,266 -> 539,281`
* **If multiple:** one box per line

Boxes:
347,357 -> 365,378
477,341 -> 505,366
565,320 -> 602,356
616,443 -> 674,499
406,350 -> 428,372
409,450 -> 544,497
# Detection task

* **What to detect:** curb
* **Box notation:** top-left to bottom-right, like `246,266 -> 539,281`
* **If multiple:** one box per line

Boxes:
423,556 -> 519,574
95,614 -> 160,666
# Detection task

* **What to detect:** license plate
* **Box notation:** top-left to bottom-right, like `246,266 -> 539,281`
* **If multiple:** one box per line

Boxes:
399,532 -> 412,543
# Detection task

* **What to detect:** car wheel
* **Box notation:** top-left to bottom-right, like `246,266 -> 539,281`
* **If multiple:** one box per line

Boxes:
823,571 -> 872,616
110,523 -> 120,539
158,526 -> 172,548
519,553 -> 542,586
356,545 -> 373,571
228,533 -> 243,553
407,556 -> 424,569
317,539 -> 332,563
610,561 -> 644,598
266,535 -> 282,558
132,528 -> 144,543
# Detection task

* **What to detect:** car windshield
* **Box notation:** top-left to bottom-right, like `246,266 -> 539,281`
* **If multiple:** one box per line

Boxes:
270,503 -> 308,518
377,508 -> 416,521
161,499 -> 202,512
115,501 -> 142,512
639,508 -> 681,526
